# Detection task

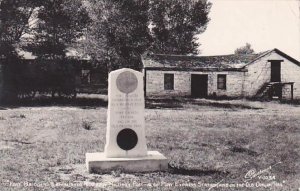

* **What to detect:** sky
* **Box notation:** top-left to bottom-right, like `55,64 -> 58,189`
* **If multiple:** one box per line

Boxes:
197,0 -> 300,60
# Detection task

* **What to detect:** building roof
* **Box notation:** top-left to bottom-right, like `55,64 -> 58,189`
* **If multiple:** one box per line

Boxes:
243,48 -> 300,67
142,49 -> 300,71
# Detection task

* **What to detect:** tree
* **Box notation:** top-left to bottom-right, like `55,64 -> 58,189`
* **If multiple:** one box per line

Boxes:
85,0 -> 211,70
149,0 -> 211,55
84,0 -> 151,70
24,0 -> 90,59
234,43 -> 255,55
0,0 -> 40,101
0,0 -> 90,101
0,0 -> 38,58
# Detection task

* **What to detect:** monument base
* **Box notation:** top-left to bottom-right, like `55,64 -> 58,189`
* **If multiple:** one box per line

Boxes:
86,151 -> 168,173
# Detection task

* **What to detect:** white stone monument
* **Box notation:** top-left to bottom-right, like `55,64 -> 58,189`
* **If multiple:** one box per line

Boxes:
86,68 -> 168,173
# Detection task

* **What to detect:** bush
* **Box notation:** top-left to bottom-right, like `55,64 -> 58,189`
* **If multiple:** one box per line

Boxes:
1,58 -> 80,101
82,120 -> 92,130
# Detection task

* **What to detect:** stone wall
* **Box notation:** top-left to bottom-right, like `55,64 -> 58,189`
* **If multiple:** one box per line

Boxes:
145,70 -> 245,97
243,51 -> 300,99
281,59 -> 300,100
145,70 -> 190,96
144,51 -> 300,99
243,56 -> 271,97
282,84 -> 293,100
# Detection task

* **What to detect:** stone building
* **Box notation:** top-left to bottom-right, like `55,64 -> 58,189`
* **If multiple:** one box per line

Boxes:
142,49 -> 300,100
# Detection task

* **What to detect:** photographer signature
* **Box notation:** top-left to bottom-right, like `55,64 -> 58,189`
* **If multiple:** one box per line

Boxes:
244,161 -> 282,181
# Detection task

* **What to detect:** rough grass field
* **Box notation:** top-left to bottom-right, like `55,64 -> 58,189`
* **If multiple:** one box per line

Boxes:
0,97 -> 299,191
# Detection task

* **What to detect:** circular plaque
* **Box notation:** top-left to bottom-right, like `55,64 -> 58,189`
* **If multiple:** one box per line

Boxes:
117,128 -> 138,151
116,71 -> 138,94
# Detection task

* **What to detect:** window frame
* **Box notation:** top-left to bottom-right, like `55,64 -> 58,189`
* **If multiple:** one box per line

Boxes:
217,74 -> 227,90
164,73 -> 174,90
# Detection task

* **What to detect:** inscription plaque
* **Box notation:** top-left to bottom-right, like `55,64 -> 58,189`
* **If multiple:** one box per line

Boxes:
116,71 -> 138,94
117,128 -> 138,150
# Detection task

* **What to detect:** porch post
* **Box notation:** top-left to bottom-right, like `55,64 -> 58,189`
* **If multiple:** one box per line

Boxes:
144,68 -> 147,98
291,83 -> 294,101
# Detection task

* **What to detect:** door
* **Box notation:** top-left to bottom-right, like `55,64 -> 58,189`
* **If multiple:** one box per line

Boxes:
191,74 -> 208,98
271,61 -> 281,82
270,61 -> 282,98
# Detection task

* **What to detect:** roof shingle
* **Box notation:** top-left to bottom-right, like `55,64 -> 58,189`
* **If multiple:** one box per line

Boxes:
142,51 -> 270,71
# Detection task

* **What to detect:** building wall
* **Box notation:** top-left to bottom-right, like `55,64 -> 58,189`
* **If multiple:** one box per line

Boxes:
144,51 -> 300,99
145,70 -> 245,97
243,51 -> 300,99
282,84 -> 293,100
281,58 -> 300,100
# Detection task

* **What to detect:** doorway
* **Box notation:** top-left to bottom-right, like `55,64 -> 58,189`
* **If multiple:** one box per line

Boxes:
270,60 -> 282,98
191,74 -> 208,98
271,61 -> 281,82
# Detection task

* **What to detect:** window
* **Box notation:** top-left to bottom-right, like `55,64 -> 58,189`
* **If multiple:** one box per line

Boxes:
81,69 -> 91,84
164,73 -> 174,90
217,74 -> 226,90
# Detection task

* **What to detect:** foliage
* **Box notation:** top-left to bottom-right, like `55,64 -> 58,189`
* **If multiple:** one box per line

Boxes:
234,43 -> 255,55
149,0 -> 211,55
2,59 -> 79,102
82,120 -> 92,130
85,0 -> 211,70
0,0 -> 211,101
0,0 -> 38,58
84,0 -> 151,70
24,0 -> 90,59
1,0 -> 210,68
0,0 -> 90,101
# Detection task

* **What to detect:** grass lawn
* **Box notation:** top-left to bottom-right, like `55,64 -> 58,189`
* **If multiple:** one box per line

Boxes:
0,97 -> 299,190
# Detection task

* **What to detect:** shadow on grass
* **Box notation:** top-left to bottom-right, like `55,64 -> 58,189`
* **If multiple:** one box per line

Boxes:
168,164 -> 229,177
189,100 -> 262,110
146,97 -> 263,110
0,97 -> 108,109
230,146 -> 258,157
146,101 -> 183,109
1,96 -> 267,110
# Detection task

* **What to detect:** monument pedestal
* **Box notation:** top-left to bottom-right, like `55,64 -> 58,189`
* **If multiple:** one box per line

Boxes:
85,68 -> 168,174
86,151 -> 168,173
